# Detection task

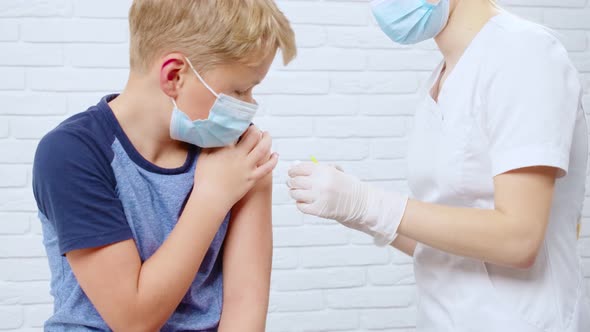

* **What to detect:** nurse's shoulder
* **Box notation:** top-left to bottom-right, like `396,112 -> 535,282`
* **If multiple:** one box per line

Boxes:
485,13 -> 576,76
475,12 -> 582,180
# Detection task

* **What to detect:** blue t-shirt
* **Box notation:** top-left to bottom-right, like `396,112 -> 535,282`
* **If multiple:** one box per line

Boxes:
32,94 -> 229,331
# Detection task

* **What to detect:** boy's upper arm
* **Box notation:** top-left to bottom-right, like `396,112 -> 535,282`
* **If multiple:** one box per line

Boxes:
223,172 -> 272,263
219,174 -> 272,330
222,174 -> 272,297
33,129 -> 132,255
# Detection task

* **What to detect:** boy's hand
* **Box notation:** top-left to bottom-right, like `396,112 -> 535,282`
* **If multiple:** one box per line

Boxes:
193,126 -> 277,211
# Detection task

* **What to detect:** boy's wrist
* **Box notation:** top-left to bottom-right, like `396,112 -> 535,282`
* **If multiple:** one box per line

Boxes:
188,187 -> 233,220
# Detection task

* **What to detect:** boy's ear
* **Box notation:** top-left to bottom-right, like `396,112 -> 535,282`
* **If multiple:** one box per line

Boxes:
159,54 -> 188,99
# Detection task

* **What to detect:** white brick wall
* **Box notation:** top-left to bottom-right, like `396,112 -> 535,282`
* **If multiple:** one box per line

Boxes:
0,1 -> 588,331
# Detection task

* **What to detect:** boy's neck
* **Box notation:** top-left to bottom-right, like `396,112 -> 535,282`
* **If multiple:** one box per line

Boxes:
109,74 -> 190,169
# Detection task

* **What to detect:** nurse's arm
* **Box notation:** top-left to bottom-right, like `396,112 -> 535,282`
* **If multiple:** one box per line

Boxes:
397,166 -> 557,269
218,173 -> 273,332
392,235 -> 417,256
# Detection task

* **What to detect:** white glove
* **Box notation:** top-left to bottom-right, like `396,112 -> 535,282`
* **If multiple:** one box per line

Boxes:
287,162 -> 408,246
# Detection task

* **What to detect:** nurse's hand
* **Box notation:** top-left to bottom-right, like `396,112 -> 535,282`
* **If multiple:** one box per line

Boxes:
287,162 -> 409,246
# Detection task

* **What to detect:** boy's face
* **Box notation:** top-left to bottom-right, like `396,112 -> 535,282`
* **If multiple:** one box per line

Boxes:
171,51 -> 275,121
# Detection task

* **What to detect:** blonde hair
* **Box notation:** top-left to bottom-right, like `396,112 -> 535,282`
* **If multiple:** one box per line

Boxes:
129,0 -> 297,73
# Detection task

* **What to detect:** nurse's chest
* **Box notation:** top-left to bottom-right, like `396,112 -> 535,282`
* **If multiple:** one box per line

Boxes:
407,94 -> 495,207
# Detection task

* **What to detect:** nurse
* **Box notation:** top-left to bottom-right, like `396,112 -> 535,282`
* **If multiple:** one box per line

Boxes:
287,0 -> 590,331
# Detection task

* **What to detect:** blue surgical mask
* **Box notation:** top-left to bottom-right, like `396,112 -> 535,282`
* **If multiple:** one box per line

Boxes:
170,57 -> 258,148
371,0 -> 450,45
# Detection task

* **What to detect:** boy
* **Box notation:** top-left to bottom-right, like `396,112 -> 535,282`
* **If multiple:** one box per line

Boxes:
32,0 -> 296,331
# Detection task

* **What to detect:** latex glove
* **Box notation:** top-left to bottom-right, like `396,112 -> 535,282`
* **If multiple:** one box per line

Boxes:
287,162 -> 408,246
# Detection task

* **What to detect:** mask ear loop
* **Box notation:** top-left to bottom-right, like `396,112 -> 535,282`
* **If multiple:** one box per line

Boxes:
184,56 -> 219,98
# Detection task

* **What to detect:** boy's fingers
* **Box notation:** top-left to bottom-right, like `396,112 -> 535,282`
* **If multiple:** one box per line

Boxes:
249,132 -> 272,165
252,152 -> 278,180
238,125 -> 262,153
257,151 -> 273,167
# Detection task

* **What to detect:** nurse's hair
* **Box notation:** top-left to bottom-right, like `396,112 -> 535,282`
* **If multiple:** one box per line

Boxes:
128,0 -> 297,73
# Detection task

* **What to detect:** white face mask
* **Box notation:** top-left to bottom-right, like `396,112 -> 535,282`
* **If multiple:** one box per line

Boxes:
371,0 -> 450,45
169,57 -> 258,148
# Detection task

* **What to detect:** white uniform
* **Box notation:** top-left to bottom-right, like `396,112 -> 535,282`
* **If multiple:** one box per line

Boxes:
407,13 -> 590,332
